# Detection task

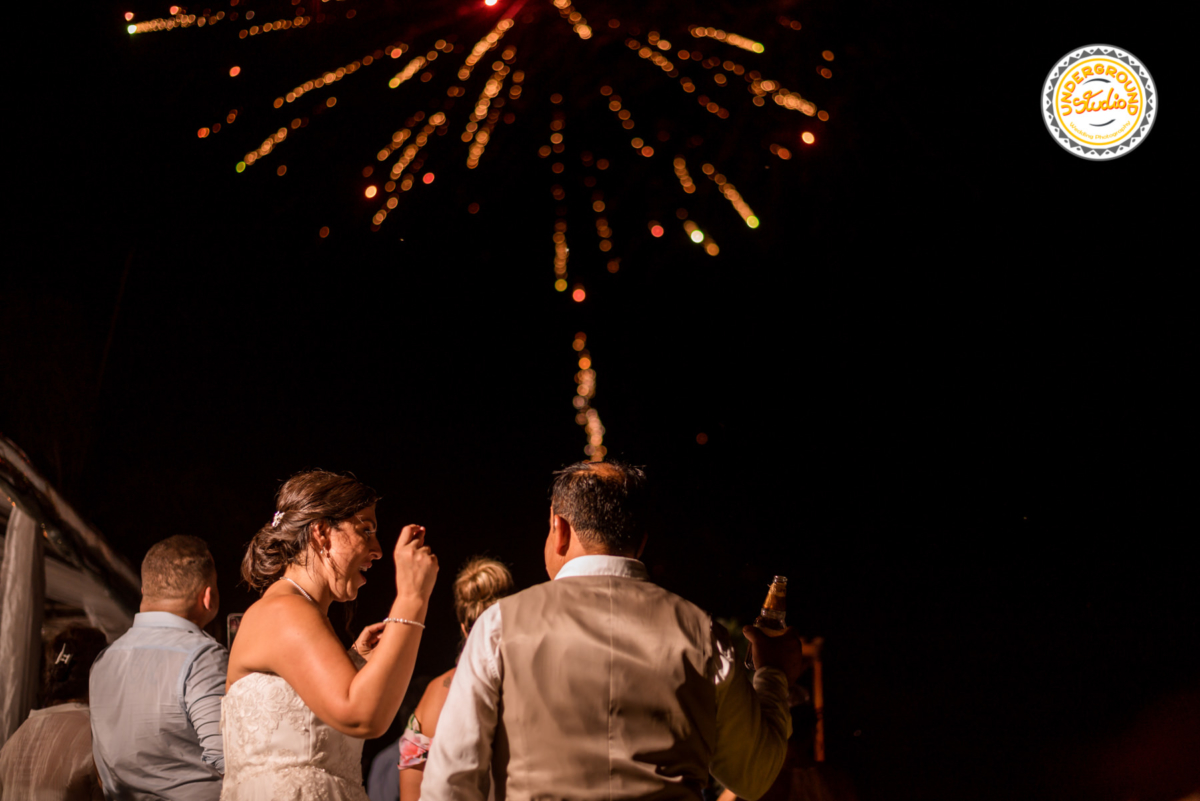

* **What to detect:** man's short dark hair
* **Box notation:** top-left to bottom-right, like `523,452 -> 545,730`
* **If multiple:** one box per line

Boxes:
142,535 -> 216,600
550,461 -> 648,554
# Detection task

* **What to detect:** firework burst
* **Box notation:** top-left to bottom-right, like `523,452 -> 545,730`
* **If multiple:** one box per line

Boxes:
124,0 -> 839,458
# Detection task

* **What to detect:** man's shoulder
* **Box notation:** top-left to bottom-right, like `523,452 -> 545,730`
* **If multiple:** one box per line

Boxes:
91,627 -> 134,671
502,576 -> 713,620
501,579 -> 554,602
96,621 -> 227,663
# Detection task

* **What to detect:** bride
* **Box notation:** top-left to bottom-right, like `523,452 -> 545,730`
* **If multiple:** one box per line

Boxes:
222,470 -> 438,800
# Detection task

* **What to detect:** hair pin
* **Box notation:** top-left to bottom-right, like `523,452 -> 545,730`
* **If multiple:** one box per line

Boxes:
272,511 -> 283,528
54,644 -> 73,665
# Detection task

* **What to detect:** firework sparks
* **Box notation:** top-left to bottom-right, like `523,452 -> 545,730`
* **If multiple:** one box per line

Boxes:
464,58 -> 512,168
553,217 -> 569,292
593,196 -> 613,253
238,14 -> 311,39
551,0 -> 592,40
688,25 -> 764,54
683,219 -> 718,256
571,333 -> 606,462
144,0 -> 833,245
387,53 -> 427,90
459,17 -> 516,80
699,162 -> 759,228
128,0 -> 838,460
672,157 -> 697,194
128,10 -> 230,35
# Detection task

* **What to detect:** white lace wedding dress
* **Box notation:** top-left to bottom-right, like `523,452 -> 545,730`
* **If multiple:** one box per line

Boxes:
220,672 -> 369,800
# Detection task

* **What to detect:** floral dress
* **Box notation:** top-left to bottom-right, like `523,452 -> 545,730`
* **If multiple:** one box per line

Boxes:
398,713 -> 432,770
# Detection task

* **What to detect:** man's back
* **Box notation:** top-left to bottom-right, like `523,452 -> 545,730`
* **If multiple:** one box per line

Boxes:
424,461 -> 798,801
90,612 -> 227,801
495,573 -> 715,801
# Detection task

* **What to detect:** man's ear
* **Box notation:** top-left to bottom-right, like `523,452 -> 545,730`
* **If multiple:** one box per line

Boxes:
635,532 -> 648,559
202,586 -> 215,612
552,514 -> 572,556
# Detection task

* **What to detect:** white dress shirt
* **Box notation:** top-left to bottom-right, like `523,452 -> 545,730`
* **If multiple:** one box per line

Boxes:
423,555 -> 792,801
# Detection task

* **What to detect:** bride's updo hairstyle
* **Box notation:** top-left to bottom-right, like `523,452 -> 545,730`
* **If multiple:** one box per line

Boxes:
243,469 -> 380,593
453,557 -> 515,637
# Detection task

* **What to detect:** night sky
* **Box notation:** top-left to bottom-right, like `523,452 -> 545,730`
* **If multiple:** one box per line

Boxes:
6,0 -> 1196,799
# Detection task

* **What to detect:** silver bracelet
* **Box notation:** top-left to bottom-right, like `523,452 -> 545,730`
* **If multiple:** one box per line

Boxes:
382,617 -> 425,629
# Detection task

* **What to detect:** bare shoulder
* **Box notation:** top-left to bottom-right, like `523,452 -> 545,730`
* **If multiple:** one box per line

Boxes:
413,667 -> 456,737
228,593 -> 333,686
420,667 -> 456,708
239,593 -> 329,641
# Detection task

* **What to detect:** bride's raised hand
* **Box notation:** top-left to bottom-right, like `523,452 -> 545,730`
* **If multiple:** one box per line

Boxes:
394,524 -> 438,603
352,622 -> 387,661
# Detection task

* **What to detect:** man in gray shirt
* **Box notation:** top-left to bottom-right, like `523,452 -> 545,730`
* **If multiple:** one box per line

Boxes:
90,535 -> 227,800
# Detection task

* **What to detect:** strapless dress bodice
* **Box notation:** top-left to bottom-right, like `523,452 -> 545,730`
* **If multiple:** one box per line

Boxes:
220,672 -> 368,801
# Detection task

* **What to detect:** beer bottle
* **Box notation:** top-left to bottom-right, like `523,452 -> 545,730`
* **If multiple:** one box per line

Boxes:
744,575 -> 788,670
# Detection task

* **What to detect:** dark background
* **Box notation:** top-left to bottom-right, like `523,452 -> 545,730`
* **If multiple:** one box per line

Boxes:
5,0 -> 1195,799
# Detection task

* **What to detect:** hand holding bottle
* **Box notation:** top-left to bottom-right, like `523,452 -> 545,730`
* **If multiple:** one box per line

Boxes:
743,575 -> 789,670
743,625 -> 806,684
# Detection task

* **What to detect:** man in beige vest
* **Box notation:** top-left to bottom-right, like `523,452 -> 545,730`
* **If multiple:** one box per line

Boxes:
423,461 -> 804,801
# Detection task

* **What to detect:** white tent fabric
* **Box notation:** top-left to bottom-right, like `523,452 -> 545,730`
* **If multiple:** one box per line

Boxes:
0,507 -> 45,746
45,555 -> 135,639
0,435 -> 138,750
0,437 -> 138,590
0,533 -> 135,644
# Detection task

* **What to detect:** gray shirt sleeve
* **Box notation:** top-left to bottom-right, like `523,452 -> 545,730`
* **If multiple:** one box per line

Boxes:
183,641 -> 229,774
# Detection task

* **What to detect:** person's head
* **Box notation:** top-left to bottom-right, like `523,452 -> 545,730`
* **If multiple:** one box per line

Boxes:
243,469 -> 383,602
141,535 -> 220,627
42,625 -> 108,706
545,460 -> 648,578
453,557 -> 515,638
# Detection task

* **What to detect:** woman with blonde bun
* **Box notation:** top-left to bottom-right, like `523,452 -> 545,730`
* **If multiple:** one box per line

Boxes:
222,470 -> 439,801
398,557 -> 514,801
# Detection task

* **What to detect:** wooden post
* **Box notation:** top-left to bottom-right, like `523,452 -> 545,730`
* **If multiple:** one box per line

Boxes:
806,637 -> 825,762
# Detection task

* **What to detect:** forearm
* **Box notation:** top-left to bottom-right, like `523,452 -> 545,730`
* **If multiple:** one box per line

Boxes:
185,646 -> 229,773
399,765 -> 424,801
344,596 -> 428,735
711,666 -> 792,801
193,694 -> 227,772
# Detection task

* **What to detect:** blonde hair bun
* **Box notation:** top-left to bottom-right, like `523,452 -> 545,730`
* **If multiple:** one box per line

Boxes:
453,557 -> 515,635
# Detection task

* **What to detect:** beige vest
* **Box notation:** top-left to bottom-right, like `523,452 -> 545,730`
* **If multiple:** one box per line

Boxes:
493,575 -> 716,801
